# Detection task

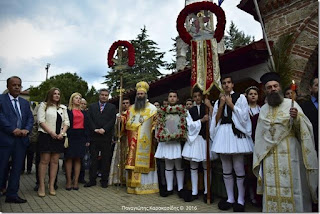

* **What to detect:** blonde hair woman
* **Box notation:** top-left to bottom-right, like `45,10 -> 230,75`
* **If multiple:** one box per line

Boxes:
65,93 -> 90,190
37,88 -> 70,197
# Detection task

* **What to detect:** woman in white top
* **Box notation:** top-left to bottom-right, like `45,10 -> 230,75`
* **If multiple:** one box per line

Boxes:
37,88 -> 69,197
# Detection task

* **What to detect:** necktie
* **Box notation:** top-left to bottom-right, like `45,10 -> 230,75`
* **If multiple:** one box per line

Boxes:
100,103 -> 104,113
13,99 -> 22,128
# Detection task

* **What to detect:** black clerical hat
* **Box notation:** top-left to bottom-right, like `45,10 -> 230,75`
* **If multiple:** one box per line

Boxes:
260,72 -> 281,85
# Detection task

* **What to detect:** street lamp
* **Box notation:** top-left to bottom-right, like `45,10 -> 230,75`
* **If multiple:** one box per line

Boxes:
45,63 -> 50,80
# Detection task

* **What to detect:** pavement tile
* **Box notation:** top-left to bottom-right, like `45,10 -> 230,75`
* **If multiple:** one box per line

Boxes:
0,165 -> 262,213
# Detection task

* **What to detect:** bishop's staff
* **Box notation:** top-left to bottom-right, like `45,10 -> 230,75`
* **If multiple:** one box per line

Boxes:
107,40 -> 135,188
177,2 -> 226,204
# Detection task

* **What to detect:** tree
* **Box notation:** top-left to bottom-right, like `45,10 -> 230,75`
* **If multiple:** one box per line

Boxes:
29,72 -> 88,104
104,26 -> 166,96
267,33 -> 294,88
225,21 -> 254,50
84,86 -> 99,105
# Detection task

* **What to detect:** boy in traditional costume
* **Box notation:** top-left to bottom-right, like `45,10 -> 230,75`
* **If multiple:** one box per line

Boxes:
155,90 -> 187,198
210,76 -> 253,212
182,87 -> 213,203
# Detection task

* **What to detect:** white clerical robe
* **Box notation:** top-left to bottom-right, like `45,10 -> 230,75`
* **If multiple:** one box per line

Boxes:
253,99 -> 318,212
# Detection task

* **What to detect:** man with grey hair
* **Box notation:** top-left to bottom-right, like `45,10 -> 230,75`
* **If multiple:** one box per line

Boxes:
80,98 -> 88,111
253,72 -> 318,212
85,89 -> 116,188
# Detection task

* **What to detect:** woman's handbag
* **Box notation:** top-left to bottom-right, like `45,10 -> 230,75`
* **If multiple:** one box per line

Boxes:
64,136 -> 69,148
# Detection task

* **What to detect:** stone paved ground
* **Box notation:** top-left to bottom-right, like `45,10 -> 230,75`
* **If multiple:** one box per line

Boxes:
0,163 -> 261,213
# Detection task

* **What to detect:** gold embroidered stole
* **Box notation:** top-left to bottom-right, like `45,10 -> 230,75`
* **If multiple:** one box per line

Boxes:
125,103 -> 157,175
253,99 -> 318,211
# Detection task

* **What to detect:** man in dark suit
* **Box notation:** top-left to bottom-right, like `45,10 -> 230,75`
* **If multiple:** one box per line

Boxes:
0,76 -> 33,203
301,77 -> 318,154
85,89 -> 116,188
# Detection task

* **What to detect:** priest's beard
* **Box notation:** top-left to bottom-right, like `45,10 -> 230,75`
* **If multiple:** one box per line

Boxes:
134,95 -> 147,111
267,90 -> 284,107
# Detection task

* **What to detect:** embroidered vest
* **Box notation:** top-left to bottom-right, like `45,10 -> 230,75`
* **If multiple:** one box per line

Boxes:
218,92 -> 245,138
189,103 -> 206,139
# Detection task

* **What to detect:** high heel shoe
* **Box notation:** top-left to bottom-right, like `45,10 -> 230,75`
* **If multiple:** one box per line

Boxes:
49,189 -> 56,196
38,191 -> 45,197
38,185 -> 45,197
48,185 -> 56,196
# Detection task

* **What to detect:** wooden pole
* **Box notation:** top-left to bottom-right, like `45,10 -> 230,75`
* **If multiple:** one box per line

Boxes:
205,94 -> 211,204
117,73 -> 124,189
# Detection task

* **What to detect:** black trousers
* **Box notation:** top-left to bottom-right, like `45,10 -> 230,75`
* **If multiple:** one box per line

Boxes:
22,143 -> 36,172
89,137 -> 112,184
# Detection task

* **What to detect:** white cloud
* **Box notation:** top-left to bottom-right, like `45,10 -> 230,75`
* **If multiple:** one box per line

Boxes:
0,0 -> 262,94
0,19 -> 54,61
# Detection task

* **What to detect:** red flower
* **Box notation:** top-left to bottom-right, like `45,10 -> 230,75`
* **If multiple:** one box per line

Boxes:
169,108 -> 172,111
176,2 -> 226,45
181,118 -> 185,122
176,107 -> 180,110
181,125 -> 185,130
107,40 -> 135,67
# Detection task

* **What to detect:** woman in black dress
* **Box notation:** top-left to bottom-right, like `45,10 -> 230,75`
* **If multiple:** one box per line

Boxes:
37,88 -> 70,197
65,93 -> 89,190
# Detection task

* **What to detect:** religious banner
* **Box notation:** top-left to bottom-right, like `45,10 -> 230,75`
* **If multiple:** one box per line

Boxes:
176,1 -> 226,94
191,38 -> 221,94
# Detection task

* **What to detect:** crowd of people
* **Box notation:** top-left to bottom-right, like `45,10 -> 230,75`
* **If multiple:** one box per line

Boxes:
0,74 -> 318,212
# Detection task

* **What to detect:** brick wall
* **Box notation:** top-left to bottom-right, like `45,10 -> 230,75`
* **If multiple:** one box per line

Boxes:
258,0 -> 318,94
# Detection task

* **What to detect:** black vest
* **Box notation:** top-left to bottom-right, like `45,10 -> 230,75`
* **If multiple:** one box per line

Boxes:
189,103 -> 206,139
218,92 -> 246,138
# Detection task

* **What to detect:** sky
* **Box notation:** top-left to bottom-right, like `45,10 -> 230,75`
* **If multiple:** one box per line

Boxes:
0,0 -> 263,94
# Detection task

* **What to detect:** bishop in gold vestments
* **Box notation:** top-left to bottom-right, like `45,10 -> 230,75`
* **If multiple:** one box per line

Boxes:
124,81 -> 159,194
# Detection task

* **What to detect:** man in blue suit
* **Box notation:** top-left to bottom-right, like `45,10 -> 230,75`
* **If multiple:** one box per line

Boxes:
0,76 -> 33,203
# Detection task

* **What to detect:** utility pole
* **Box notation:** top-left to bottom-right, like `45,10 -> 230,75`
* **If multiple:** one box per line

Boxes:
45,63 -> 50,80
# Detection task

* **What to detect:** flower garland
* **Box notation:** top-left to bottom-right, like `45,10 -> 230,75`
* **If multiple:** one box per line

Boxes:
107,40 -> 135,67
156,105 -> 188,142
176,2 -> 226,45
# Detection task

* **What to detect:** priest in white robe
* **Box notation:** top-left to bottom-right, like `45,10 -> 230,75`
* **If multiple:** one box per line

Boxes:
253,72 -> 318,212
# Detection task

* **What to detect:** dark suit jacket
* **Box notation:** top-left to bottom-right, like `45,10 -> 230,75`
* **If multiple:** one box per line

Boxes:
87,102 -> 116,140
67,109 -> 90,142
301,99 -> 318,153
0,93 -> 33,147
